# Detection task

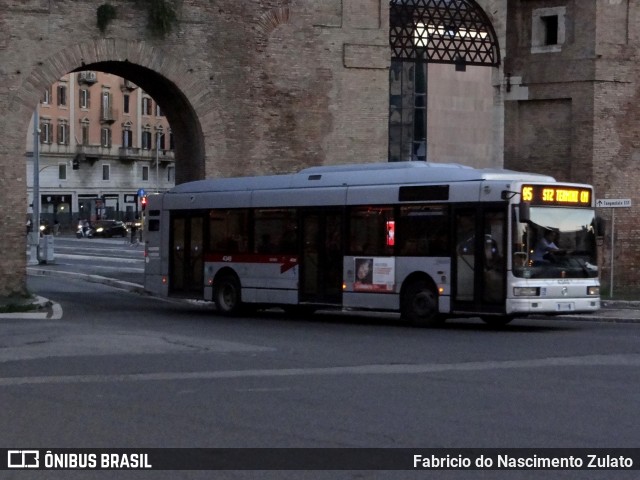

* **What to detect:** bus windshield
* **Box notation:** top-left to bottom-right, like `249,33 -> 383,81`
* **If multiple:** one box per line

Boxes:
512,206 -> 598,279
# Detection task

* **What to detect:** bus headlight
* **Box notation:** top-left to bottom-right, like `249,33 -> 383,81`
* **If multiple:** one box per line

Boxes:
513,287 -> 539,296
587,286 -> 600,296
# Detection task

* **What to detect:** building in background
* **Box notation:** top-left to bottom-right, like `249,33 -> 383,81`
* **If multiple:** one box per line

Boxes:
26,71 -> 175,231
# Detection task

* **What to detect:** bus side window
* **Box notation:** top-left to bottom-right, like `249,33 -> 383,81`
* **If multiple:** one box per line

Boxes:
397,205 -> 448,256
254,208 -> 297,254
209,209 -> 249,253
349,206 -> 394,256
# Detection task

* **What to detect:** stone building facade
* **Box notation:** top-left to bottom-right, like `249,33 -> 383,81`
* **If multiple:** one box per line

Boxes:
27,71 -> 174,231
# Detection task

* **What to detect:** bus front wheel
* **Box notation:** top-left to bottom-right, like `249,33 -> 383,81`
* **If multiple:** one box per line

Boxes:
401,280 -> 443,327
214,274 -> 242,315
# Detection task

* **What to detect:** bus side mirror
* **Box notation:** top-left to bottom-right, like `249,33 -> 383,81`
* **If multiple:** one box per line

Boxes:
519,202 -> 530,223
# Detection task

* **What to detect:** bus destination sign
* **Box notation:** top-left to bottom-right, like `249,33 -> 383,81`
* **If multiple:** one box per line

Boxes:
521,185 -> 592,206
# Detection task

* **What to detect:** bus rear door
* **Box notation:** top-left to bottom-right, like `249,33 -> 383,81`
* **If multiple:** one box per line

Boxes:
169,212 -> 205,297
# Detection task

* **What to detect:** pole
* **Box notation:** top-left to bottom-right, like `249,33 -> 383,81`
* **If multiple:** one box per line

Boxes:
29,107 -> 40,265
155,133 -> 161,193
610,209 -> 615,299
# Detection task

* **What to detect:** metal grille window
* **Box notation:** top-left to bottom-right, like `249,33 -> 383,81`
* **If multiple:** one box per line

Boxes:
389,0 -> 499,162
390,0 -> 499,66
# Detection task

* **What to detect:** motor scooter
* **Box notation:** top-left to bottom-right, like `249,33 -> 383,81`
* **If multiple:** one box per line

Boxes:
76,221 -> 94,238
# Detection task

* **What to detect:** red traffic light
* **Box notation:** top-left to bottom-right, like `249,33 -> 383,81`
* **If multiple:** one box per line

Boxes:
141,196 -> 147,211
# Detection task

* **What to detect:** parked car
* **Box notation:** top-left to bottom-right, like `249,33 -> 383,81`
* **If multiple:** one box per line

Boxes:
92,220 -> 129,238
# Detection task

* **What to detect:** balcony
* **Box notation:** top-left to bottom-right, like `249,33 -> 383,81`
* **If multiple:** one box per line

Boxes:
118,147 -> 141,161
139,148 -> 175,164
121,79 -> 138,91
75,145 -> 102,163
77,71 -> 97,85
100,106 -> 118,124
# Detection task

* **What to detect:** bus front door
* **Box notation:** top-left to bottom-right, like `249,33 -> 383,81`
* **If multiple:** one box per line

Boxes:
300,210 -> 343,305
452,207 -> 506,314
169,214 -> 204,297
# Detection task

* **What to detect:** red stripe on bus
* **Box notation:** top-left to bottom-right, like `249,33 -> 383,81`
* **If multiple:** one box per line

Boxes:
204,253 -> 299,273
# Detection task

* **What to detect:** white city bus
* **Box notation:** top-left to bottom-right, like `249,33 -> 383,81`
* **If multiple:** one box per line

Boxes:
144,161 -> 600,326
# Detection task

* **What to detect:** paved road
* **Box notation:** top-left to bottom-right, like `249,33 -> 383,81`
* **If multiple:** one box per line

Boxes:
27,235 -> 145,285
2,272 -> 640,479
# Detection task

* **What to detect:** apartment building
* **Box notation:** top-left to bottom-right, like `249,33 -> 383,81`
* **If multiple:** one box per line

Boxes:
26,71 -> 175,230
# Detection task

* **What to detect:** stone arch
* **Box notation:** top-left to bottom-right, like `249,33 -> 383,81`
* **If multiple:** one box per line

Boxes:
0,39 -> 220,295
11,39 -> 214,185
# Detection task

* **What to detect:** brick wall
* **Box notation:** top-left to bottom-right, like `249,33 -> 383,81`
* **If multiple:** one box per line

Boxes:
0,0 -> 394,296
0,0 -> 508,297
505,0 -> 640,294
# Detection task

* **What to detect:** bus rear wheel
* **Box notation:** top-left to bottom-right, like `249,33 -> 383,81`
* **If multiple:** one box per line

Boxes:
401,280 -> 443,327
214,274 -> 242,315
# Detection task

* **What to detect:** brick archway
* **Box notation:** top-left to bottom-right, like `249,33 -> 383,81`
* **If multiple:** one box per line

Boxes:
1,39 -> 216,295
15,39 -> 212,185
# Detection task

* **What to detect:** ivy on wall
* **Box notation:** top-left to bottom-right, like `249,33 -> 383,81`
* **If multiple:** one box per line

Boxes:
146,0 -> 178,38
97,4 -> 117,33
96,0 -> 178,38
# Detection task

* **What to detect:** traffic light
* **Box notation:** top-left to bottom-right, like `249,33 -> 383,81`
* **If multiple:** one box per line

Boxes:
141,195 -> 147,211
72,158 -> 79,170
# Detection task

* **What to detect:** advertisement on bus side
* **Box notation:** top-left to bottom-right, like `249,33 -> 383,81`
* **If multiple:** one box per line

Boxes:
353,257 -> 395,292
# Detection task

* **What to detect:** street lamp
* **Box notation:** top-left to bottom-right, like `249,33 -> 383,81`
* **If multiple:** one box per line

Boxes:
29,107 -> 41,265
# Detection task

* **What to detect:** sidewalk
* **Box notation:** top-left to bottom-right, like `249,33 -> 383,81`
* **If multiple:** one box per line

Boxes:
589,300 -> 640,323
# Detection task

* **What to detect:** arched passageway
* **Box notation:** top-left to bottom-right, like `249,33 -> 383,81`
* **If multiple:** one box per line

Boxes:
2,39 -> 210,296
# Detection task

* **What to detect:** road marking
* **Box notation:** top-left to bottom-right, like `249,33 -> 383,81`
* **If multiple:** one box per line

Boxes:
0,354 -> 638,387
44,254 -> 142,263
0,296 -> 62,320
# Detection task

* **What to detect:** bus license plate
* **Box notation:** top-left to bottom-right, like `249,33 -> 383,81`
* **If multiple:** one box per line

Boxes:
556,302 -> 574,312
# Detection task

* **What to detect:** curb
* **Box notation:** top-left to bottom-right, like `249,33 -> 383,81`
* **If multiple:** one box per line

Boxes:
0,295 -> 62,320
27,267 -> 147,295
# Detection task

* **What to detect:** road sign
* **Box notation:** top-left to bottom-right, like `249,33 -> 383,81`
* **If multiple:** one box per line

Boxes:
137,188 -> 146,198
596,198 -> 631,208
596,197 -> 632,298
